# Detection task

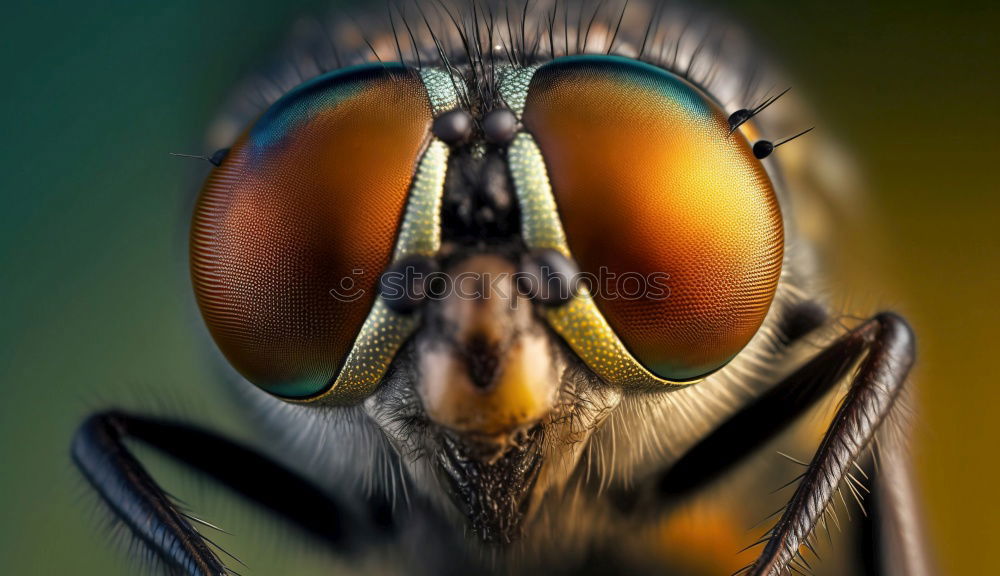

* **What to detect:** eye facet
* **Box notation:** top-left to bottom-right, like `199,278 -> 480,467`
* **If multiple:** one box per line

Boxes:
191,63 -> 433,399
521,55 -> 784,381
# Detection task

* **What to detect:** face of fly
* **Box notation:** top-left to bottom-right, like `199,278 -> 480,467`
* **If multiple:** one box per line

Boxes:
369,247 -> 624,544
362,55 -> 783,541
194,0 -> 800,549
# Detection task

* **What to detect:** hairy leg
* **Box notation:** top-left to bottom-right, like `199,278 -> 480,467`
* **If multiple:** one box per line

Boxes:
644,311 -> 923,575
72,410 -> 393,575
745,313 -> 915,575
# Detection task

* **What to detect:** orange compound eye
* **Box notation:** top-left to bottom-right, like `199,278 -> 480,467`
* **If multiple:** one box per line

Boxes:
521,55 -> 784,381
191,63 -> 433,399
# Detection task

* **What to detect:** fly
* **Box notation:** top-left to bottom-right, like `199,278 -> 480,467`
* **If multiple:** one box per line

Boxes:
72,1 -> 933,575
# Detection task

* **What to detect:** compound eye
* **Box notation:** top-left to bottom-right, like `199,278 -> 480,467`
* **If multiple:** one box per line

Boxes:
522,55 -> 784,381
191,64 -> 432,399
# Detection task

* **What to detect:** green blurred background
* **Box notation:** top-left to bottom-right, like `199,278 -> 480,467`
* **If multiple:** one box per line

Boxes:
1,1 -> 995,574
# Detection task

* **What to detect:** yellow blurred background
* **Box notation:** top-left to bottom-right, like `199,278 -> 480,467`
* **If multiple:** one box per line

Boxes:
0,1 -> 996,574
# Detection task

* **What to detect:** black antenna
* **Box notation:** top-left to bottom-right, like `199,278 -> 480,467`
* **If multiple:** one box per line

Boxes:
504,2 -> 516,65
415,1 -> 465,108
169,148 -> 229,167
638,0 -> 663,60
581,0 -> 607,54
394,1 -> 423,69
728,87 -> 791,135
548,0 -> 558,59
752,127 -> 814,160
606,0 -> 628,55
386,1 -> 405,64
520,0 -> 531,63
563,0 -> 570,57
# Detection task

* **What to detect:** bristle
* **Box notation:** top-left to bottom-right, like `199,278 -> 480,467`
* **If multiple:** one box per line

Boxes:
606,0 -> 628,54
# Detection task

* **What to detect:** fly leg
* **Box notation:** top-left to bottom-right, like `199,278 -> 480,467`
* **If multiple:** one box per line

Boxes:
71,410 -> 393,575
743,313 -> 916,576
651,311 -> 926,575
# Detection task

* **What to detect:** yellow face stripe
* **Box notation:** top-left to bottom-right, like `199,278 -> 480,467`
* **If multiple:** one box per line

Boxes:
507,131 -> 692,390
304,139 -> 451,405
